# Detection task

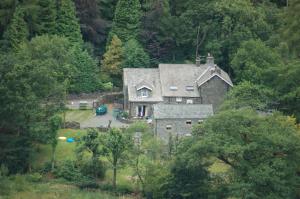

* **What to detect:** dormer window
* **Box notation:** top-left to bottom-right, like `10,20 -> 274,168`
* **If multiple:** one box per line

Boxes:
141,88 -> 149,97
170,86 -> 178,91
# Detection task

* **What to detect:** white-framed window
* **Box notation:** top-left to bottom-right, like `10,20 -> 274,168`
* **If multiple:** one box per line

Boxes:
141,89 -> 149,97
166,125 -> 172,130
170,86 -> 178,91
186,120 -> 192,125
176,97 -> 182,102
186,99 -> 193,104
186,86 -> 194,91
198,119 -> 204,124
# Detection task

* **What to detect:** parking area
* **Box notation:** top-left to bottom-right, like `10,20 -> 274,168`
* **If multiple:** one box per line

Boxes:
80,104 -> 128,128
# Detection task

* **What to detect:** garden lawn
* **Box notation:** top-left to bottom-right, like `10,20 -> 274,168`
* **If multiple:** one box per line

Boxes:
65,110 -> 95,123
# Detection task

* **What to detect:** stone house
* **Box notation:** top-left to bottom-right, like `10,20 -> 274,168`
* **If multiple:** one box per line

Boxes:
123,55 -> 233,137
153,104 -> 214,140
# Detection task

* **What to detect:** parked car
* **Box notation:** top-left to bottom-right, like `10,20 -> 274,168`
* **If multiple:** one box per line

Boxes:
96,105 -> 107,116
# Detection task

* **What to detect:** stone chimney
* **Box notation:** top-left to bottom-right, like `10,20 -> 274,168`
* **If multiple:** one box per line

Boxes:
206,53 -> 214,66
196,56 -> 201,66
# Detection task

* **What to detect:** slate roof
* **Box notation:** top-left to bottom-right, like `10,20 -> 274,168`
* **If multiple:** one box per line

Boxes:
123,68 -> 163,102
153,104 -> 214,119
123,63 -> 233,101
159,64 -> 206,97
196,65 -> 233,87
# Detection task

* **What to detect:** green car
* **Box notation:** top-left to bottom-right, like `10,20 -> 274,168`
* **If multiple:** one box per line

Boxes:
96,105 -> 107,116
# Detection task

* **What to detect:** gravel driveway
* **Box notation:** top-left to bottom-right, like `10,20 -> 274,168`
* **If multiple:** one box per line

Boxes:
80,104 -> 129,129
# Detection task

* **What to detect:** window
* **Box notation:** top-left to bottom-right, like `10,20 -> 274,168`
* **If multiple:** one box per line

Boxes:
141,89 -> 148,97
166,125 -> 172,130
170,86 -> 178,91
186,120 -> 192,125
186,99 -> 193,104
186,86 -> 194,91
176,97 -> 182,102
198,120 -> 204,124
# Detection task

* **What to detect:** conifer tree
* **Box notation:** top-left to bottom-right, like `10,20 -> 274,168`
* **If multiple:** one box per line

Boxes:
3,6 -> 28,50
101,35 -> 123,76
108,0 -> 142,43
36,0 -> 57,35
56,0 -> 83,44
123,39 -> 150,68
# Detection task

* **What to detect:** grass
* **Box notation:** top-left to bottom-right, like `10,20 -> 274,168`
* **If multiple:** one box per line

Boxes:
0,177 -> 136,199
32,129 -> 87,170
65,110 -> 95,123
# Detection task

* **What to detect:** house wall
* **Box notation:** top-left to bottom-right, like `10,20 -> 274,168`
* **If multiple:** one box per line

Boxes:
129,102 -> 157,118
123,85 -> 129,110
154,118 -> 201,141
163,97 -> 202,104
198,76 -> 230,111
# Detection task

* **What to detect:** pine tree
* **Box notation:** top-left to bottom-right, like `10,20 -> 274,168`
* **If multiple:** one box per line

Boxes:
101,35 -> 123,76
282,0 -> 300,57
3,6 -> 28,50
108,0 -> 142,43
123,39 -> 150,68
36,0 -> 57,35
56,0 -> 83,44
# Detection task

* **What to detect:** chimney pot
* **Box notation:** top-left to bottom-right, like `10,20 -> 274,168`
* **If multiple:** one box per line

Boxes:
196,56 -> 201,66
206,53 -> 214,66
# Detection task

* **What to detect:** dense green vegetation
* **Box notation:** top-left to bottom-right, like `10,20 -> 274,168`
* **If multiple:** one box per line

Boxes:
1,0 -> 300,198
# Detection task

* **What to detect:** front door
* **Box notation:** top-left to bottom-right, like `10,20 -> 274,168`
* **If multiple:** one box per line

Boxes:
137,105 -> 147,117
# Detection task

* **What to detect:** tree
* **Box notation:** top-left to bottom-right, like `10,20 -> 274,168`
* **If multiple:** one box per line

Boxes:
220,81 -> 277,111
0,35 -> 73,173
108,0 -> 142,43
101,35 -> 123,86
76,129 -> 105,178
123,39 -> 150,68
36,0 -> 56,35
3,6 -> 28,50
193,109 -> 300,198
101,128 -> 131,189
231,39 -> 282,83
274,60 -> 300,121
48,115 -> 62,171
282,0 -> 300,57
56,0 -> 83,44
69,45 -> 101,93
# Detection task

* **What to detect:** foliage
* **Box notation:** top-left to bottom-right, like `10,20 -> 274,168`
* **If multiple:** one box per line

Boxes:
36,0 -> 56,35
0,36 -> 73,173
193,109 -> 300,198
3,6 -> 28,50
231,39 -> 282,83
274,60 -> 300,121
123,39 -> 150,68
220,81 -> 277,111
56,0 -> 83,44
69,45 -> 101,93
101,128 -> 132,189
108,0 -> 142,43
47,115 -> 63,171
76,129 -> 106,179
282,0 -> 300,57
101,35 -> 123,86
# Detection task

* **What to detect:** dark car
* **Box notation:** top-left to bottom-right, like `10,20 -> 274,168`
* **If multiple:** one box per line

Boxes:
96,105 -> 107,116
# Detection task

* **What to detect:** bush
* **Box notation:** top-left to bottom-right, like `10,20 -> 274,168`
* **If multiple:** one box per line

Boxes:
80,159 -> 106,179
102,82 -> 113,91
26,172 -> 42,182
54,160 -> 87,182
99,183 -> 133,195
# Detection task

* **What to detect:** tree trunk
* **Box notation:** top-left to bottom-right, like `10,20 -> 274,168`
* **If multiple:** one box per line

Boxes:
113,165 -> 117,189
51,146 -> 56,171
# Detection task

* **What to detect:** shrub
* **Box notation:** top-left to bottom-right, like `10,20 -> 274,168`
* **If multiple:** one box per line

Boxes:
80,159 -> 106,179
26,172 -> 43,182
54,160 -> 86,182
102,82 -> 113,91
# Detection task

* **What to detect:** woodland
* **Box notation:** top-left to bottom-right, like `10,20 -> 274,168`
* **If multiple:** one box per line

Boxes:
0,0 -> 300,198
